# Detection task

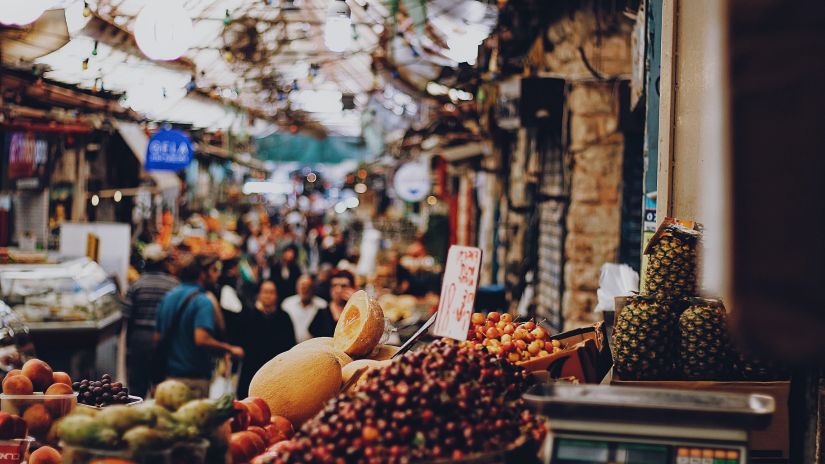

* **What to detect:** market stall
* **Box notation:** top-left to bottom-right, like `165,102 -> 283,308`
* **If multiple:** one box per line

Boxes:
0,258 -> 122,380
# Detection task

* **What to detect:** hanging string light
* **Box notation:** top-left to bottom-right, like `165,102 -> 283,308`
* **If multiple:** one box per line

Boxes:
324,0 -> 352,52
82,58 -> 89,71
223,9 -> 232,26
82,2 -> 92,17
91,40 -> 99,56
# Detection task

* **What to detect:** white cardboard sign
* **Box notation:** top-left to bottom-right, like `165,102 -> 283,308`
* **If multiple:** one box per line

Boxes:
431,246 -> 482,340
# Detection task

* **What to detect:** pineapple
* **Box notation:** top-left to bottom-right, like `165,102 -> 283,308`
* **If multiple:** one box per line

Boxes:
643,223 -> 701,301
612,297 -> 679,380
679,299 -> 731,380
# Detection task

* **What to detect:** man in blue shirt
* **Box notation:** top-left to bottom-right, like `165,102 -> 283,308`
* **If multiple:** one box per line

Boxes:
155,254 -> 244,397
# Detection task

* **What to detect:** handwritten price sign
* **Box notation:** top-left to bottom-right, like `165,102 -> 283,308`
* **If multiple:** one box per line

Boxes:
431,246 -> 482,340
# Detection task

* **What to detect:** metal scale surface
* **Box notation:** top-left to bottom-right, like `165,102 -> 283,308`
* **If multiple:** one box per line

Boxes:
524,384 -> 774,464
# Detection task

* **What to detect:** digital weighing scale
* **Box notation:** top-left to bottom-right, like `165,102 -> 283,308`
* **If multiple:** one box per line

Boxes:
524,384 -> 775,464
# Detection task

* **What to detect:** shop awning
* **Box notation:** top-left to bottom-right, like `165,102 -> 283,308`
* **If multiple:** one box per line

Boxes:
114,120 -> 181,192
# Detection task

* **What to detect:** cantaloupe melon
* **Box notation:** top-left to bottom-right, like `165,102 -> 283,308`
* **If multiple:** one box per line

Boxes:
291,338 -> 353,367
248,350 -> 342,426
369,344 -> 401,361
341,359 -> 391,385
333,290 -> 385,357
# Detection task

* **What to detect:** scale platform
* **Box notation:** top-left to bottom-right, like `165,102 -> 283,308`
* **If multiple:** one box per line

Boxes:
524,384 -> 775,464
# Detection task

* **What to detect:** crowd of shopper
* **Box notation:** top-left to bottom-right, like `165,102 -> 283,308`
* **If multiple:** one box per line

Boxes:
122,207 -> 362,399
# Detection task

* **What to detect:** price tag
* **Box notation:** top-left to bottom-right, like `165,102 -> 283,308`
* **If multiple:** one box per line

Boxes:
431,246 -> 482,341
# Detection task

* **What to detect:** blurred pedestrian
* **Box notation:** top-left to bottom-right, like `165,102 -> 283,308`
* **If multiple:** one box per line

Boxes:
154,254 -> 244,398
281,275 -> 331,342
235,281 -> 296,398
123,244 -> 178,398
270,244 -> 302,303
315,263 -> 333,302
328,269 -> 356,321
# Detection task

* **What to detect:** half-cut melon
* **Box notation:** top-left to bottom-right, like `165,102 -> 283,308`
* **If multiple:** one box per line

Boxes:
369,344 -> 401,361
333,290 -> 385,357
341,359 -> 391,385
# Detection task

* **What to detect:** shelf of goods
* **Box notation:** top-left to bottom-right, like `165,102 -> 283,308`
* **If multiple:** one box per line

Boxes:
0,258 -> 122,381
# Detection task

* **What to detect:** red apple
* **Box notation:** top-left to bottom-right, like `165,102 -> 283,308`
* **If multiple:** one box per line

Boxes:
270,415 -> 294,439
231,400 -> 250,432
248,426 -> 268,444
243,397 -> 271,426
487,312 -> 500,322
230,431 -> 266,463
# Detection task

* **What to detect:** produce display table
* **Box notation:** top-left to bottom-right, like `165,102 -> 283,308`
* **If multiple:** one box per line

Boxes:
25,311 -> 122,382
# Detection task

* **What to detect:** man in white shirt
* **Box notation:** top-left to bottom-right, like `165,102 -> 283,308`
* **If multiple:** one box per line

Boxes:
280,275 -> 329,343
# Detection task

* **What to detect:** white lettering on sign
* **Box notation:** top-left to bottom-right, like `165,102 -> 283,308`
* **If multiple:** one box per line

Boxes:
431,246 -> 482,341
148,140 -> 191,163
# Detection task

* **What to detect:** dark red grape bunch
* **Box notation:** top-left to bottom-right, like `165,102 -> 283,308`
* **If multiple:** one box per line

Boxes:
263,339 -> 543,464
72,374 -> 131,407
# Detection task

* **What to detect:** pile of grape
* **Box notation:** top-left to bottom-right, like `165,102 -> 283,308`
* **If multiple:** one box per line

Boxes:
264,339 -> 545,464
72,374 -> 131,407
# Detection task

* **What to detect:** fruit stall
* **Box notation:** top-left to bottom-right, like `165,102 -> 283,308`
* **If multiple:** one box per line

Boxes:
0,230 -> 789,463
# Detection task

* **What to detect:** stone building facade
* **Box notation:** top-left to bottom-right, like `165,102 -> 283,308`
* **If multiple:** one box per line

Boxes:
532,10 -> 635,328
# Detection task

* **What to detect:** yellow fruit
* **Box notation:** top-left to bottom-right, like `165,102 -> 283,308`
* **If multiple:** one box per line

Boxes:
341,359 -> 391,384
249,350 -> 343,426
291,338 -> 352,367
333,291 -> 385,357
369,345 -> 401,361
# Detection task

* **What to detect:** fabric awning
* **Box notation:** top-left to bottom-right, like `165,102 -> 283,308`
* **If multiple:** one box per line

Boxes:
115,120 -> 181,192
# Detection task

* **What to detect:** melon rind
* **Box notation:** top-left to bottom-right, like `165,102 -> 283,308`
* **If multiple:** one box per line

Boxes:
248,350 -> 342,426
291,338 -> 353,366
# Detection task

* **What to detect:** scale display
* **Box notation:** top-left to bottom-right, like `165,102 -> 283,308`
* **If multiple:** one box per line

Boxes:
552,438 -> 741,464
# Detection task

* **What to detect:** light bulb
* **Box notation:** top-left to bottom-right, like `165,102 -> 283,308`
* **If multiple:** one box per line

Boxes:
114,191 -> 123,203
0,0 -> 52,26
134,0 -> 193,61
324,0 -> 352,52
91,195 -> 100,206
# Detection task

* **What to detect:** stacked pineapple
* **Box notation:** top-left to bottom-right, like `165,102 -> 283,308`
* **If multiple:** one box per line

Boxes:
613,296 -> 680,380
612,219 -> 786,381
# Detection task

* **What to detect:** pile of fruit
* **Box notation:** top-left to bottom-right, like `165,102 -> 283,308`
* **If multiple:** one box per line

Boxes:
613,297 -> 787,381
613,219 -> 786,381
1,358 -> 76,444
230,397 -> 295,463
73,374 -> 132,407
256,339 -> 545,464
249,291 -> 397,427
57,379 -> 235,461
465,312 -> 563,363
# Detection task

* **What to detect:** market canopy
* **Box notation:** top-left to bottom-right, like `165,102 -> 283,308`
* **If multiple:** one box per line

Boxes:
255,132 -> 369,164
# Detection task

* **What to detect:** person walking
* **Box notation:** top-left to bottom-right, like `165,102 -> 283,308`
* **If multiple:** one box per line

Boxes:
235,281 -> 296,398
122,244 -> 178,398
280,275 -> 331,342
154,254 -> 244,398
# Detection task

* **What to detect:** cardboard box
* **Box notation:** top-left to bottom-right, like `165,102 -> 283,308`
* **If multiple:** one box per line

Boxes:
519,323 -> 612,383
610,374 -> 790,461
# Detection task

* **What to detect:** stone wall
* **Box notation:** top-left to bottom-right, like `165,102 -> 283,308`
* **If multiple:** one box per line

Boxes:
564,83 -> 625,328
541,10 -> 632,329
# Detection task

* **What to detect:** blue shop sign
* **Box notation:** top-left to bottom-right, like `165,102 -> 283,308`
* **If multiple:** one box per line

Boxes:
145,129 -> 194,172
